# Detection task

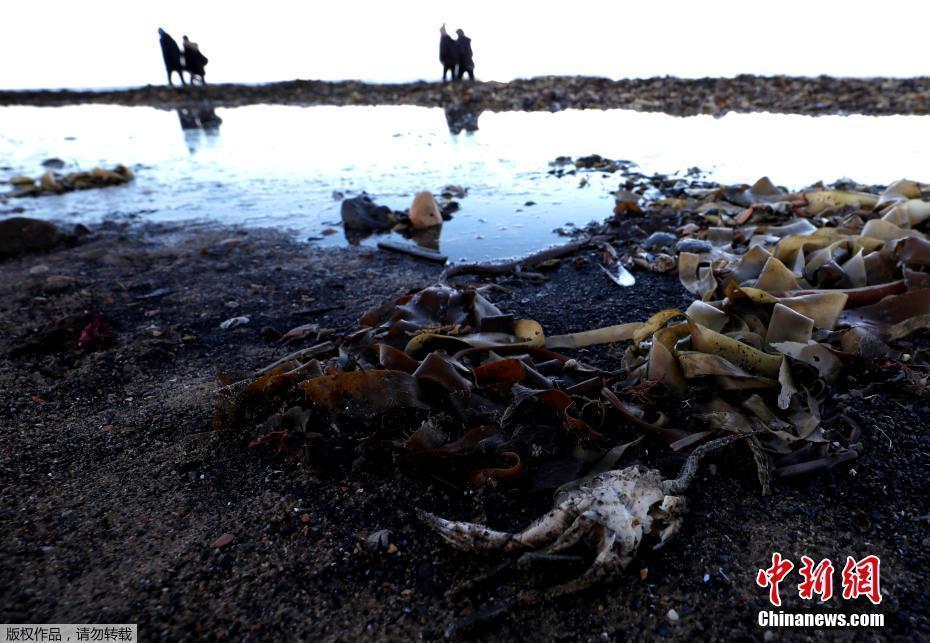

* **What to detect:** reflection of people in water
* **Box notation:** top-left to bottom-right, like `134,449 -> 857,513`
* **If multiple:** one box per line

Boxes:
176,107 -> 223,130
444,105 -> 481,134
197,107 -> 222,129
176,107 -> 199,129
158,28 -> 186,86
176,106 -> 222,153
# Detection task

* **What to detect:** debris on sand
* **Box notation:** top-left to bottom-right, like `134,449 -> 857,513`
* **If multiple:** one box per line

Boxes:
220,316 -> 250,330
6,165 -> 133,198
208,171 -> 930,627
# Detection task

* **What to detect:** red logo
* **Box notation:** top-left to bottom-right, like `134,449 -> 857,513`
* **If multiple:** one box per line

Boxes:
756,552 -> 794,607
841,555 -> 882,605
756,554 -> 882,606
798,556 -> 834,601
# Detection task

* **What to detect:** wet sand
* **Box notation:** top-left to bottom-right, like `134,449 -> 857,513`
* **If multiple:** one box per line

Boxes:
0,221 -> 926,640
3,75 -> 930,116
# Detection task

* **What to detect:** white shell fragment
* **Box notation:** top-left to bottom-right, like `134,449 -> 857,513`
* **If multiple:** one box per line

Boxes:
220,315 -> 250,330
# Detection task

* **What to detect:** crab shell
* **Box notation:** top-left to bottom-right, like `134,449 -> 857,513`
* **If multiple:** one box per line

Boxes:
420,465 -> 686,569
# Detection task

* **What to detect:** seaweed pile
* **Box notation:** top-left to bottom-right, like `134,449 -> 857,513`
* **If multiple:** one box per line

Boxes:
210,177 -> 930,499
5,164 -> 133,198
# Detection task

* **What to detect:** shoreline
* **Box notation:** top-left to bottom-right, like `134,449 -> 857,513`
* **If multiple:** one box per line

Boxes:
2,74 -> 930,116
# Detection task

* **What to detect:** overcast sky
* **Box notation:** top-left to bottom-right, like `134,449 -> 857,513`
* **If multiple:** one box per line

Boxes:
1,1 -> 928,89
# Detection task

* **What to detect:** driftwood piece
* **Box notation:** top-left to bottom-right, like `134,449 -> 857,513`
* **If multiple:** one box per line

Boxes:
440,237 -> 595,283
377,239 -> 448,263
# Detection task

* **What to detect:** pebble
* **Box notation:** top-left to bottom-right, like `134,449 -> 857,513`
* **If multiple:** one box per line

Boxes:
676,238 -> 713,254
43,275 -> 76,293
366,529 -> 391,552
667,608 -> 680,623
642,231 -> 677,249
210,533 -> 234,549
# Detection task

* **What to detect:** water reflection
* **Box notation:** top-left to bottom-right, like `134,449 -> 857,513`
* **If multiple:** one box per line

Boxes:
409,225 -> 442,251
343,219 -> 443,252
444,105 -> 481,134
176,106 -> 223,153
4,104 -> 930,262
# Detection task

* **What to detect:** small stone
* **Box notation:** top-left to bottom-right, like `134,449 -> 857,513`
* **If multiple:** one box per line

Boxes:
0,217 -> 65,258
210,533 -> 234,549
43,275 -> 76,293
365,529 -> 390,552
300,513 -> 311,523
642,231 -> 677,249
387,543 -> 399,554
667,608 -> 679,623
676,238 -> 713,254
639,568 -> 648,580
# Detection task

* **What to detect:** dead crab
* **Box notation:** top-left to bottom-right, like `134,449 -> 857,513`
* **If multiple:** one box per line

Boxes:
418,434 -> 746,631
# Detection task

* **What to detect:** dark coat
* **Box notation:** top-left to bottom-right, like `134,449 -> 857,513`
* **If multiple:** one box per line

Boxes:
455,36 -> 473,71
159,32 -> 183,71
439,35 -> 457,68
184,44 -> 208,76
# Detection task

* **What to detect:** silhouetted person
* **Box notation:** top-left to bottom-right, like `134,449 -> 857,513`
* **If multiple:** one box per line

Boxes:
158,28 -> 185,86
183,35 -> 209,85
455,29 -> 474,80
439,24 -> 458,82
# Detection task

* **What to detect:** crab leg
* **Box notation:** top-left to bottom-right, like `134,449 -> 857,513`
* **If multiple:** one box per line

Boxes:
417,506 -> 576,553
449,551 -> 586,598
446,535 -> 626,636
539,511 -> 598,554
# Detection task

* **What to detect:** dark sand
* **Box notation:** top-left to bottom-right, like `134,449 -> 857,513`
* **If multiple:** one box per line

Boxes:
0,222 -> 926,640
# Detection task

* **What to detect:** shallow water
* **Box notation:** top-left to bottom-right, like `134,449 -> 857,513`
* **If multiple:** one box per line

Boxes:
3,105 -> 929,261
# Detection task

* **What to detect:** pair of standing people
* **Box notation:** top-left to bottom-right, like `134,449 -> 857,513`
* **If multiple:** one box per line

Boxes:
158,28 -> 209,86
439,25 -> 474,82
